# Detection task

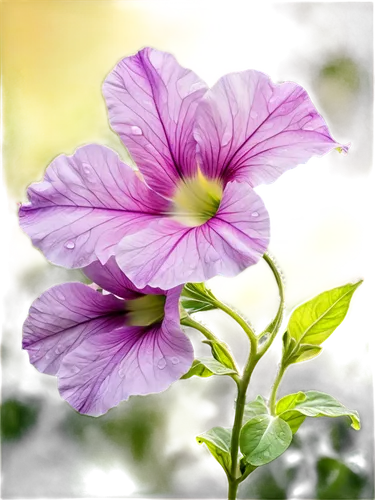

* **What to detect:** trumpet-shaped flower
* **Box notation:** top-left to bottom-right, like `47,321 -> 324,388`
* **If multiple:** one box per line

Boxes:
19,48 -> 346,289
22,258 -> 193,416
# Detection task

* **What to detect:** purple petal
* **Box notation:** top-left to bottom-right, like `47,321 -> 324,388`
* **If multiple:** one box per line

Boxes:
19,144 -> 170,269
22,282 -> 125,375
116,182 -> 270,289
58,288 -> 193,416
103,47 -> 207,197
194,70 -> 347,186
83,257 -> 164,299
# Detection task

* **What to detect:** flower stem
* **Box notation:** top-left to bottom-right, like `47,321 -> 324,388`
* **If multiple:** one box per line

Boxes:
269,361 -> 287,415
228,346 -> 260,499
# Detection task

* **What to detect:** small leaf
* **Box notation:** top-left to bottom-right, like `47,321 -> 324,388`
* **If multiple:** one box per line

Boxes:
181,357 -> 237,379
277,391 -> 360,430
243,395 -> 269,423
275,392 -> 307,433
289,344 -> 323,364
181,282 -> 217,314
240,415 -> 292,466
287,281 -> 362,346
279,411 -> 306,434
316,457 -> 366,499
196,427 -> 232,474
203,339 -> 237,371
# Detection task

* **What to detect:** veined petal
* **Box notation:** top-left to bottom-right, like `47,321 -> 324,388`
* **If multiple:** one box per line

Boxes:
116,182 -> 270,289
58,288 -> 193,416
194,70 -> 347,186
22,282 -> 125,375
103,47 -> 207,197
83,257 -> 164,300
19,144 -> 170,269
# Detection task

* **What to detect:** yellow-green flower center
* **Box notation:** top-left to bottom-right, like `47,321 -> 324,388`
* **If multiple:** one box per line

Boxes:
126,294 -> 166,327
172,170 -> 223,227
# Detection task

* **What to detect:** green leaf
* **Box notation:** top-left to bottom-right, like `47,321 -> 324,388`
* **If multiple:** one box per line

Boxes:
317,457 -> 366,499
196,427 -> 232,474
276,391 -> 360,430
275,392 -> 307,433
288,344 -> 323,364
202,339 -> 237,371
240,415 -> 292,466
287,281 -> 362,346
181,357 -> 237,379
181,282 -> 218,314
243,395 -> 269,423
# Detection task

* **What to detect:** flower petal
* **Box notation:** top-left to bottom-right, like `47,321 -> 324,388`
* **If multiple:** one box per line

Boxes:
83,257 -> 164,299
22,282 -> 125,375
103,47 -> 207,197
58,288 -> 193,416
194,70 -> 347,186
116,182 -> 270,289
19,144 -> 170,269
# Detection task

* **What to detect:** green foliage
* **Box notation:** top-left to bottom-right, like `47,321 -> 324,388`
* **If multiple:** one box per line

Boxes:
181,357 -> 237,379
243,395 -> 269,423
283,281 -> 362,364
196,427 -> 232,475
276,391 -> 360,432
240,414 -> 292,466
180,282 -> 218,314
316,457 -> 366,499
1,398 -> 40,441
202,339 -> 237,371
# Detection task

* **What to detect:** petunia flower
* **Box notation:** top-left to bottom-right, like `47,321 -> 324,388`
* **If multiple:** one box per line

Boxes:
22,258 -> 193,416
19,48 -> 347,289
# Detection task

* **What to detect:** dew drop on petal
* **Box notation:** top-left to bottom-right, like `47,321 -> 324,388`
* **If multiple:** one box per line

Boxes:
69,365 -> 80,375
221,131 -> 232,147
157,357 -> 167,370
250,110 -> 258,119
171,357 -> 180,365
55,344 -> 64,355
251,211 -> 259,217
64,240 -> 75,250
56,291 -> 65,301
82,163 -> 91,176
130,126 -> 143,136
119,368 -> 126,379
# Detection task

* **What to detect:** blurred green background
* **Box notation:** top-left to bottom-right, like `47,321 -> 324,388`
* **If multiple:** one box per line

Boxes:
1,1 -> 374,498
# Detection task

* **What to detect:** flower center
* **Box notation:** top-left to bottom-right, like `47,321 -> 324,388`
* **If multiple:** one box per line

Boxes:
126,294 -> 166,327
172,170 -> 223,227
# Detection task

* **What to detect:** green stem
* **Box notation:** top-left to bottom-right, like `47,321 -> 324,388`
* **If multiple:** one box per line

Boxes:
181,315 -> 240,382
213,298 -> 257,348
228,347 -> 260,499
269,361 -> 287,415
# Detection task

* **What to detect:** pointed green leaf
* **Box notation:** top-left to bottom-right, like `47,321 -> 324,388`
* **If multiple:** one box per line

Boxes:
287,281 -> 362,346
243,395 -> 269,423
181,282 -> 218,314
240,415 -> 292,466
196,427 -> 232,474
275,392 -> 307,433
277,391 -> 360,430
181,357 -> 237,379
289,344 -> 323,364
202,339 -> 237,371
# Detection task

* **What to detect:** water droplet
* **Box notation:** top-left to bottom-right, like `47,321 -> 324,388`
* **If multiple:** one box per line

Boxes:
251,211 -> 259,217
264,450 -> 270,457
70,365 -> 80,375
190,81 -> 205,93
64,240 -> 75,250
56,291 -> 65,301
221,131 -> 232,147
250,110 -> 258,119
269,95 -> 277,103
82,163 -> 91,175
119,368 -> 126,379
55,344 -> 64,354
45,353 -> 51,360
157,357 -> 167,370
130,125 -> 143,136
171,357 -> 180,365
304,125 -> 314,131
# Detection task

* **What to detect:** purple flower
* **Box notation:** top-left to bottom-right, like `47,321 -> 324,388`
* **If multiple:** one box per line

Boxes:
22,258 -> 193,416
19,48 -> 346,289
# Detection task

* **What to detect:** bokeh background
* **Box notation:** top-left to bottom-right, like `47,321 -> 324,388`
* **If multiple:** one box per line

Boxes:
1,1 -> 374,498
